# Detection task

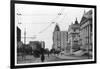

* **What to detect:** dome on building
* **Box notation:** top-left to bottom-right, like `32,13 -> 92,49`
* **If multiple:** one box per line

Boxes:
74,18 -> 79,24
70,18 -> 80,29
68,18 -> 80,32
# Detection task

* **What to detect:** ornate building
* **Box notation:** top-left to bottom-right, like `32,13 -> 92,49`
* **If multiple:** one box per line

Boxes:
68,18 -> 80,54
53,23 -> 68,51
80,10 -> 92,52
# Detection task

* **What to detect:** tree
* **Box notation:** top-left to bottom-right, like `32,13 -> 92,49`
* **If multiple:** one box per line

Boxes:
50,48 -> 55,54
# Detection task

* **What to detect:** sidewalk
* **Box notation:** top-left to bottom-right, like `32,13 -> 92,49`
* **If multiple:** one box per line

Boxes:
55,54 -> 89,60
17,55 -> 41,64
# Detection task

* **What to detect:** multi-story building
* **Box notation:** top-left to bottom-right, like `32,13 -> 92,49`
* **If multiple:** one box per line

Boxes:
53,23 -> 68,51
80,10 -> 92,52
17,26 -> 24,49
68,18 -> 80,54
29,41 -> 42,50
17,26 -> 21,42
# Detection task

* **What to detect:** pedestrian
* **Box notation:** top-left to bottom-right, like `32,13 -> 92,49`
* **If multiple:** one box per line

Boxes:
41,48 -> 45,62
41,53 -> 45,62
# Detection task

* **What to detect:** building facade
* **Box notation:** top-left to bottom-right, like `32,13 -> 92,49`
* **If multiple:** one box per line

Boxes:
53,24 -> 68,51
17,26 -> 21,42
80,10 -> 92,52
29,41 -> 42,50
68,18 -> 80,54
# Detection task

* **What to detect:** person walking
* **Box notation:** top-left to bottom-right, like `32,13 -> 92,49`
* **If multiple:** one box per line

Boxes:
41,48 -> 45,62
41,53 -> 45,62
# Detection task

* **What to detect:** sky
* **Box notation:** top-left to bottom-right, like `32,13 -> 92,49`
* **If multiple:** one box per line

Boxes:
15,4 -> 92,50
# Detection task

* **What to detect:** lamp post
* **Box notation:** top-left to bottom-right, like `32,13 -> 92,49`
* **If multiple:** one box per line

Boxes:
24,28 -> 26,45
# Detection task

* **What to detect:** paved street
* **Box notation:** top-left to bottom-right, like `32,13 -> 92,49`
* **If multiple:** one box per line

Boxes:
17,54 -> 90,64
17,54 -> 66,64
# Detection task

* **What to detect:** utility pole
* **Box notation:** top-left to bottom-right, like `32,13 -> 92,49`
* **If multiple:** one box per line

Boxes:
24,28 -> 26,45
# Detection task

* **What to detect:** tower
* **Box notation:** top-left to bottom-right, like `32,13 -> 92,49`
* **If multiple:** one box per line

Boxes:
53,23 -> 61,50
68,18 -> 80,54
54,23 -> 60,32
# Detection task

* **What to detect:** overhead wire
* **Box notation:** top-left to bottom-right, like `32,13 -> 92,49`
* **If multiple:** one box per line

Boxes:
17,8 -> 65,39
38,8 -> 65,34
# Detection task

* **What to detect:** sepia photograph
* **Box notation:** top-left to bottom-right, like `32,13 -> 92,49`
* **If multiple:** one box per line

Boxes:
11,0 -> 96,68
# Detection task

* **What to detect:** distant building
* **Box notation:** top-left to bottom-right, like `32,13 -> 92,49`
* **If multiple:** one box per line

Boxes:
68,18 -> 80,54
29,41 -> 43,57
17,26 -> 21,42
53,23 -> 68,51
29,41 -> 42,50
80,10 -> 92,51
41,41 -> 45,49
